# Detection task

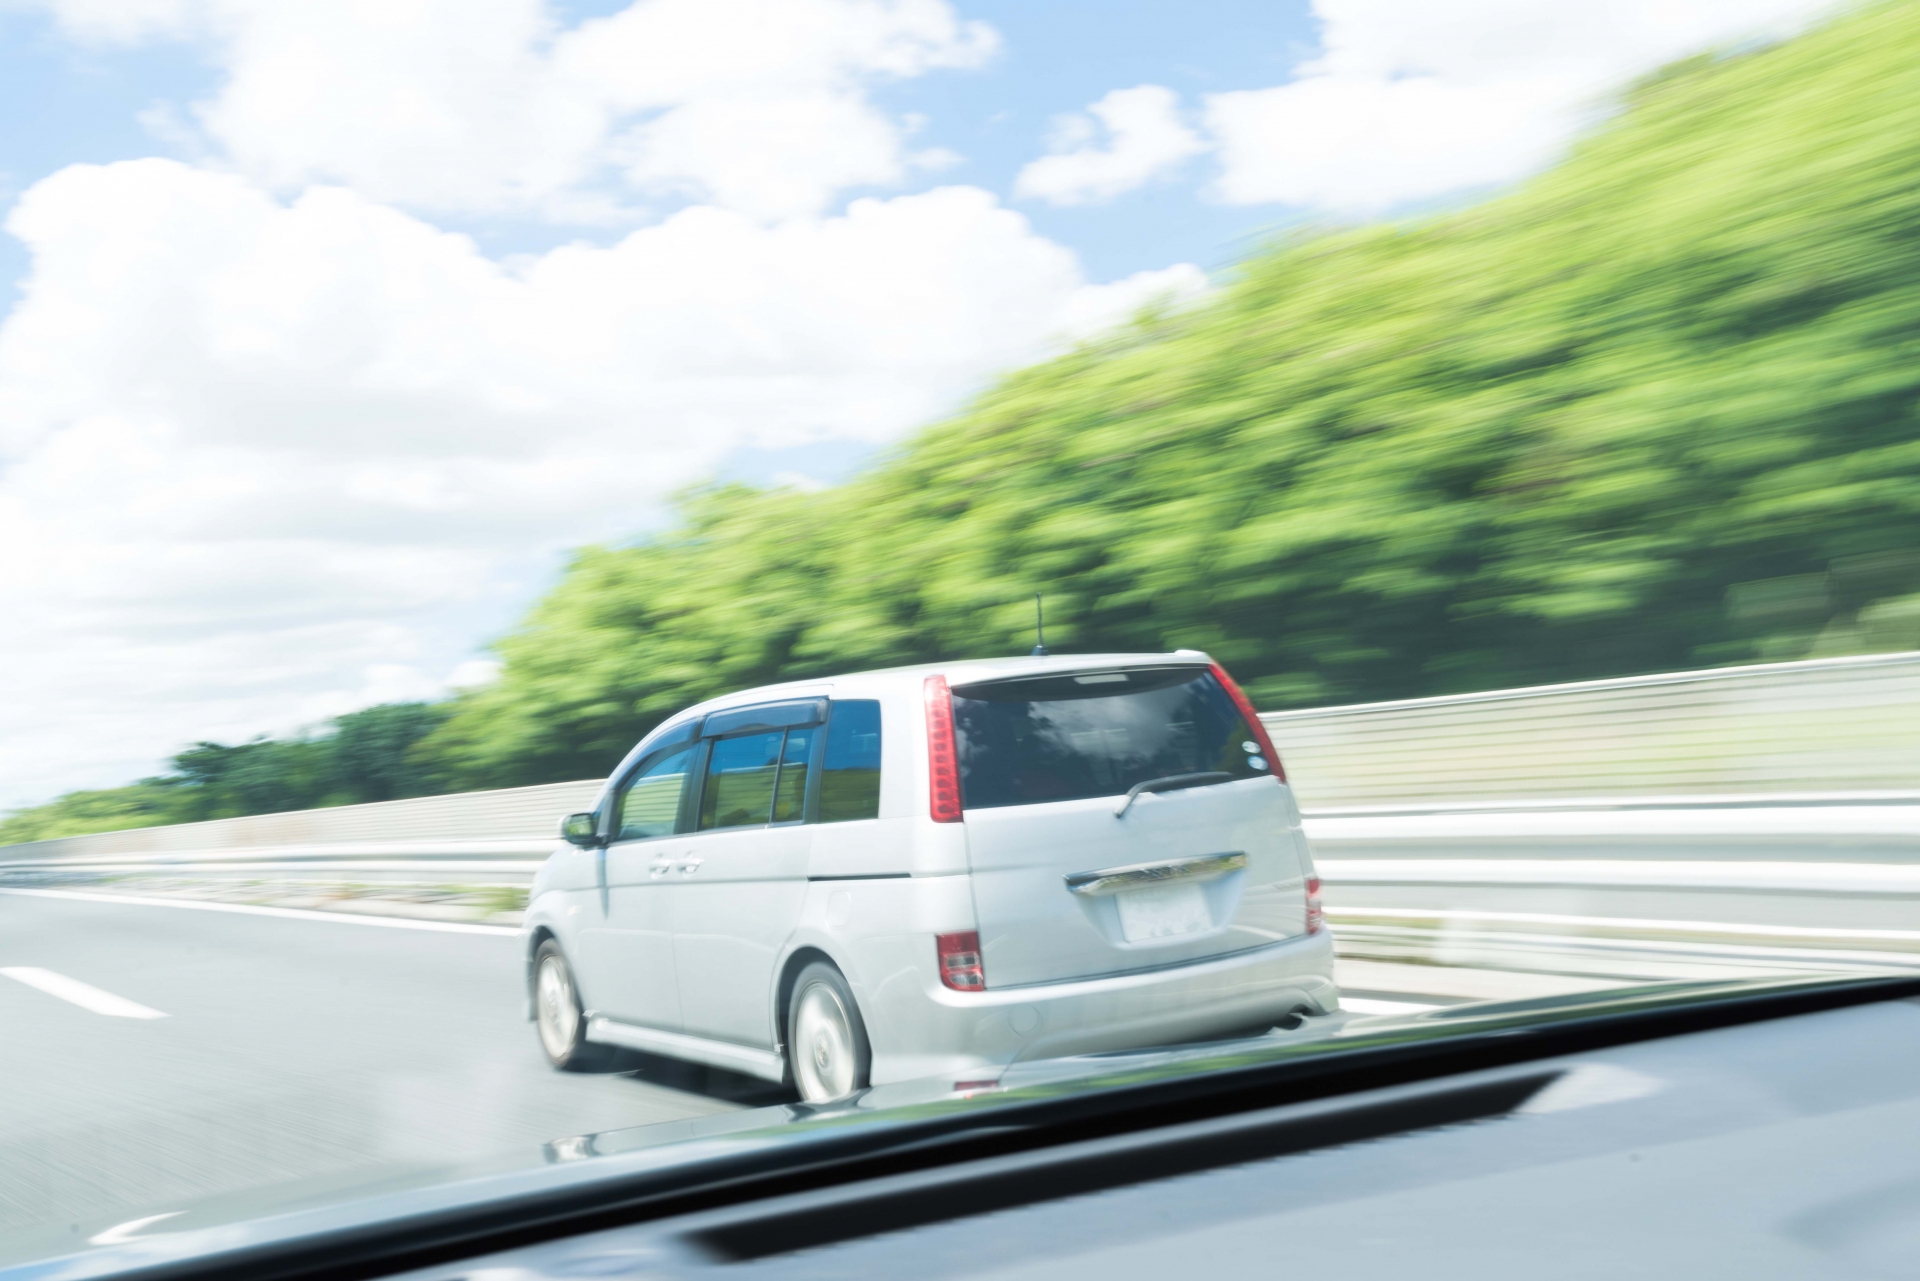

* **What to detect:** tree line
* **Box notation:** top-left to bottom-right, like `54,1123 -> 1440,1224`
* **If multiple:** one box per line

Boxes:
0,703 -> 446,843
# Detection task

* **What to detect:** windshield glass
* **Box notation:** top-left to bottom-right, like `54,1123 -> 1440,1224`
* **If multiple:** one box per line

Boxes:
2,0 -> 1916,1271
952,668 -> 1268,808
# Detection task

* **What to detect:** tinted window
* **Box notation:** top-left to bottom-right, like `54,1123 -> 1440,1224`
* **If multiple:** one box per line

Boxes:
818,700 -> 882,823
951,668 -> 1268,810
772,726 -> 814,823
699,731 -> 783,830
614,745 -> 694,840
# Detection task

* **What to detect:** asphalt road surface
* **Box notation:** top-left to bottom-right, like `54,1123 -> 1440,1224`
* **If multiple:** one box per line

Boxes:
0,888 -> 776,1251
0,886 -> 1642,1257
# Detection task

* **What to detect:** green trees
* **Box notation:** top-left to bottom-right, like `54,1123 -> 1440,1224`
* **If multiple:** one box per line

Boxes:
9,1 -> 1920,836
0,702 -> 449,843
331,702 -> 449,802
422,1 -> 1920,788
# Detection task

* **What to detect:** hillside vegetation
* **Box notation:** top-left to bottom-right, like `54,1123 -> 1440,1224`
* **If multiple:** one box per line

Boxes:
8,1 -> 1920,835
0,704 -> 446,843
424,1 -> 1920,788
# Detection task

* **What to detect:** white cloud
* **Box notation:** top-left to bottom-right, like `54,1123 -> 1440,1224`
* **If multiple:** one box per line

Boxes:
1205,0 -> 1844,212
24,0 -> 998,222
1014,84 -> 1206,207
446,659 -> 503,690
0,159 -> 1202,807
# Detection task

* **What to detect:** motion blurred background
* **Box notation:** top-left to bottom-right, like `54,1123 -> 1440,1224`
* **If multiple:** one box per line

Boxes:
4,0 -> 1917,837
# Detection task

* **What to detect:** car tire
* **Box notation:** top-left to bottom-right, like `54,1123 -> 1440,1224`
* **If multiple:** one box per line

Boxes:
786,961 -> 871,1103
533,940 -> 614,1071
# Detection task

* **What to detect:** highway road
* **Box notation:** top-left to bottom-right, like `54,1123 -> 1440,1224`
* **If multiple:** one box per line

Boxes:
0,889 -> 781,1250
0,883 -> 1803,1253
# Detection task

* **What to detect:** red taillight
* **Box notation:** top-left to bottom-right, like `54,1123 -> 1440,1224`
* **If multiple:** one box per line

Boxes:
1305,875 -> 1325,935
936,930 -> 985,990
924,674 -> 962,823
1209,661 -> 1286,782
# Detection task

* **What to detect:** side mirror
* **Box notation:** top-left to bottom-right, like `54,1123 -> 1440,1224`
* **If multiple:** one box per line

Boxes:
560,812 -> 602,848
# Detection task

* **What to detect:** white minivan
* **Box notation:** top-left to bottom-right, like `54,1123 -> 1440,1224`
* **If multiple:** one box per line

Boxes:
523,652 -> 1336,1101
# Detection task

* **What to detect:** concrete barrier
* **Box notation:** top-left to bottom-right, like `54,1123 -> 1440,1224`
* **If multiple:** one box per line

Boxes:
1263,649 -> 1920,806
0,779 -> 600,863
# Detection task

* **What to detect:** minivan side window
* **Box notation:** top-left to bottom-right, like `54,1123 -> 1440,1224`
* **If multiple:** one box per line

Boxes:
699,731 -> 784,830
818,700 -> 882,823
693,723 -> 820,831
613,745 -> 694,841
772,727 -> 814,823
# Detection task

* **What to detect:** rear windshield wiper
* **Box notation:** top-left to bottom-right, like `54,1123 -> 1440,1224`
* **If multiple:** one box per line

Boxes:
1114,771 -> 1235,818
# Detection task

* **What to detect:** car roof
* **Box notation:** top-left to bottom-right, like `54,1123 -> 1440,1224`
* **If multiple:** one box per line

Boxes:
683,651 -> 1215,716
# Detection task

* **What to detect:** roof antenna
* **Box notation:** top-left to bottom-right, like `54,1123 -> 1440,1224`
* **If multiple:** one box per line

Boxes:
1030,593 -> 1049,657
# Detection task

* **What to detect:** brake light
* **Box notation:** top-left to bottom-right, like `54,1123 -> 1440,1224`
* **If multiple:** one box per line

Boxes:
1209,661 -> 1286,782
925,674 -> 962,823
1305,876 -> 1324,935
936,930 -> 985,990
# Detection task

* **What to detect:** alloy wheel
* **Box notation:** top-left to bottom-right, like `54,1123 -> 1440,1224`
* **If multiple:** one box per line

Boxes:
792,980 -> 857,1101
536,953 -> 579,1060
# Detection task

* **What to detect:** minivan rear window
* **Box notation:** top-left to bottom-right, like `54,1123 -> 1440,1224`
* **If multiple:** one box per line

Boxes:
950,667 -> 1270,810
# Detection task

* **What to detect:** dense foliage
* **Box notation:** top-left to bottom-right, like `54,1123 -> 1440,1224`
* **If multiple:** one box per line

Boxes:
8,1 -> 1920,834
0,703 -> 447,843
425,2 -> 1920,788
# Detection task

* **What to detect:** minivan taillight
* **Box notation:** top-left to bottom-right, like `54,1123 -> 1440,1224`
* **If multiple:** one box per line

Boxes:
924,674 -> 962,823
1305,876 -> 1324,935
1209,661 -> 1286,782
937,930 -> 985,990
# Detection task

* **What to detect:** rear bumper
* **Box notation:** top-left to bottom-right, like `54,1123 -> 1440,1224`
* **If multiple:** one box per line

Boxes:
863,928 -> 1337,1086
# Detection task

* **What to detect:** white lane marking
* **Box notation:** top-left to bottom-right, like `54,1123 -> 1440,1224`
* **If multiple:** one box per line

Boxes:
0,888 -> 519,936
1340,997 -> 1443,1016
1,967 -> 168,1019
89,1212 -> 182,1245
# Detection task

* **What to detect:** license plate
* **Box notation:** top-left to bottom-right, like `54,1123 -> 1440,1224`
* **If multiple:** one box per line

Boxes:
1116,881 -> 1211,943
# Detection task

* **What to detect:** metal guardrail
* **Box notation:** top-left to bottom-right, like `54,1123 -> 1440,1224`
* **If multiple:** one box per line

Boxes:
1318,795 -> 1920,971
5,802 -> 1918,969
8,799 -> 1920,879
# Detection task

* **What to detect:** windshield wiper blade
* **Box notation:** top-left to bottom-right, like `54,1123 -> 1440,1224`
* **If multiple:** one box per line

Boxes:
1113,771 -> 1235,818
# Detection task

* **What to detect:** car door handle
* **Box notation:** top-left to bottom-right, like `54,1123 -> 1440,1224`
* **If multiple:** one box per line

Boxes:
649,857 -> 677,878
677,857 -> 703,875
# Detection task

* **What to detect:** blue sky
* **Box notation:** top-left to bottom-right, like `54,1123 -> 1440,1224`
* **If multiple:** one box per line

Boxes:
0,0 -> 1325,509
0,9 -> 197,307
873,0 -> 1316,279
0,0 -> 1837,806
0,0 -> 1319,310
